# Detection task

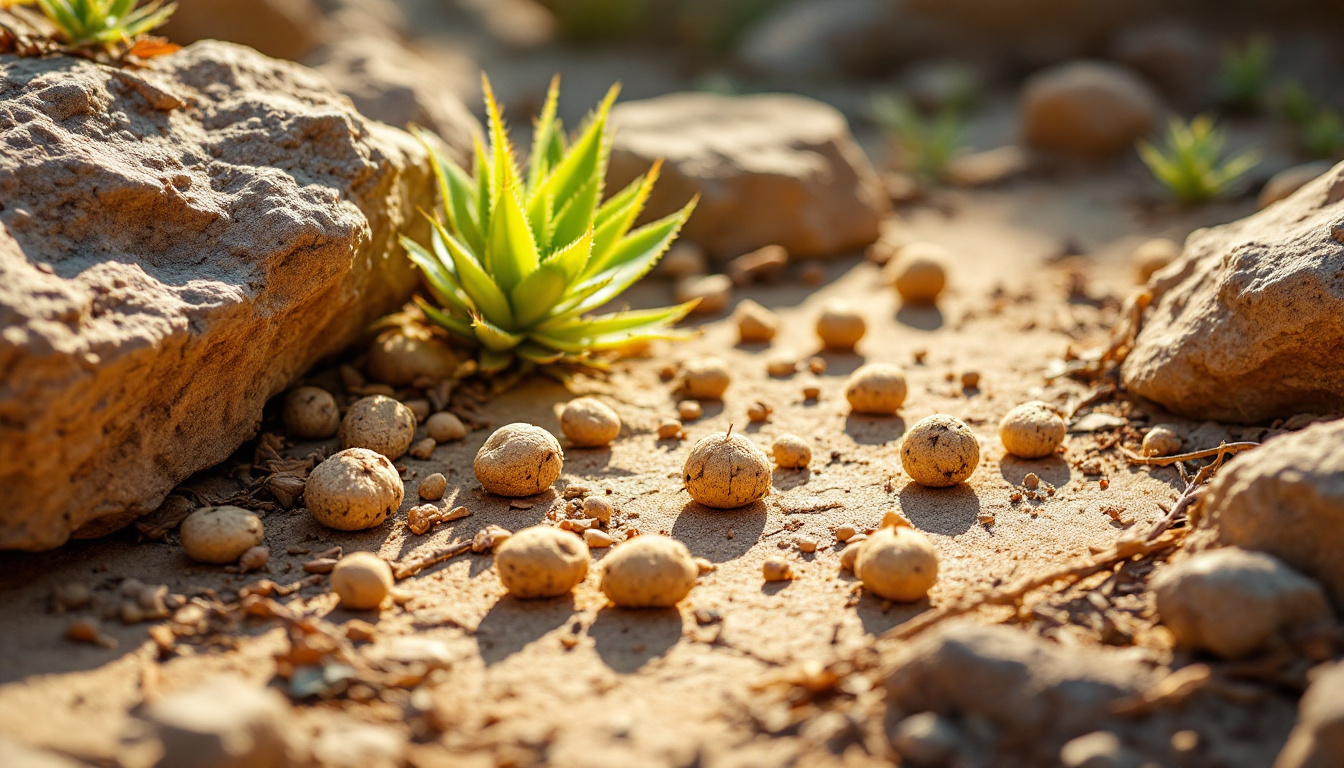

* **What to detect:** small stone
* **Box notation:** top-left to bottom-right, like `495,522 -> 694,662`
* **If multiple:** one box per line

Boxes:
890,711 -> 958,767
816,301 -> 866,351
582,496 -> 613,525
727,244 -> 788,285
560,397 -> 622,447
583,529 -> 614,548
885,243 -> 949,305
834,525 -> 857,542
676,274 -> 733,315
1141,425 -> 1183,457
802,384 -> 821,399
408,437 -> 436,460
679,357 -> 731,400
402,398 -> 431,424
657,419 -> 685,439
839,535 -> 868,571
1060,731 -> 1142,768
659,242 -> 707,280
772,433 -> 812,469
1023,473 -> 1040,490
418,472 -> 447,501
960,371 -> 980,389
678,400 -> 704,421
763,557 -> 795,582
747,401 -> 773,423
1022,61 -> 1160,157
797,536 -> 818,553
425,411 -> 467,442
145,678 -> 292,768
766,358 -> 798,377
845,364 -> 908,415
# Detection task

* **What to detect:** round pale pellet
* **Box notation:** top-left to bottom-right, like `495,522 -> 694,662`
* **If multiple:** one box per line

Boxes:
854,526 -> 938,602
425,412 -> 467,442
684,431 -> 771,509
560,397 -> 621,447
900,415 -> 980,488
599,536 -> 697,608
330,552 -> 394,610
772,434 -> 812,469
418,472 -> 447,501
845,364 -> 908,415
474,423 -> 564,497
998,401 -> 1066,459
282,386 -> 340,440
179,506 -> 264,564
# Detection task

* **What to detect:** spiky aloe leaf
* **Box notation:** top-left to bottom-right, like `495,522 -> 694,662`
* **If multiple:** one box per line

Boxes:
30,0 -> 175,51
1138,115 -> 1260,205
404,75 -> 699,376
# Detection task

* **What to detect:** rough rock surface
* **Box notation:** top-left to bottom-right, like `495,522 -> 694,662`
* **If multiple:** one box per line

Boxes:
1276,662 -> 1344,768
163,0 -> 329,61
881,621 -> 1152,754
607,92 -> 887,260
0,41 -> 433,550
1021,61 -> 1161,157
1122,160 -> 1344,422
1198,419 -> 1344,607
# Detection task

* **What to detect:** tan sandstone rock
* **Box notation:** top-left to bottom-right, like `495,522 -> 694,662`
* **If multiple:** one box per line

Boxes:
0,42 -> 433,549
1121,161 -> 1344,422
607,92 -> 887,260
1022,61 -> 1161,157
1198,418 -> 1344,608
164,0 -> 330,61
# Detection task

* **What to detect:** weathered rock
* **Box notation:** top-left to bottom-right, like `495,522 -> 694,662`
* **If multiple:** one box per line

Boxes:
882,621 -> 1151,753
1153,548 -> 1333,659
1121,161 -> 1344,421
1021,61 -> 1161,157
735,0 -> 916,78
0,42 -> 433,549
1198,419 -> 1344,607
1276,662 -> 1344,768
144,677 -> 293,768
305,36 -> 479,165
163,0 -> 329,61
1111,22 -> 1216,101
607,92 -> 887,260
310,719 -> 405,768
1259,161 -> 1334,210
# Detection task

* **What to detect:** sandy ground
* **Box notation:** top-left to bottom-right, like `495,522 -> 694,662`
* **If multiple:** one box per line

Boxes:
0,164 -> 1287,767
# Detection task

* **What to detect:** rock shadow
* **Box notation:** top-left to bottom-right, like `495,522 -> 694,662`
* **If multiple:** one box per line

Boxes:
843,413 -> 906,446
771,467 -> 812,491
998,455 -> 1073,488
474,594 -> 578,665
897,482 -> 980,535
855,593 -> 932,636
669,500 -> 767,562
589,607 -> 683,673
896,305 -> 944,331
813,350 -> 865,376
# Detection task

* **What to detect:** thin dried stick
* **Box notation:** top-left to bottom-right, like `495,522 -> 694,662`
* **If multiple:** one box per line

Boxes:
1141,442 -> 1234,542
1120,441 -> 1259,466
881,529 -> 1188,643
393,539 -> 472,580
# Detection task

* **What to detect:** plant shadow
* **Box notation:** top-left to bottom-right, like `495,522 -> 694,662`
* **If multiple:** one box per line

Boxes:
669,500 -> 766,562
897,482 -> 980,535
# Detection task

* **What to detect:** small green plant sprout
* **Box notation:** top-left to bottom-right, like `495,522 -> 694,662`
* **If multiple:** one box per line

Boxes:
1278,79 -> 1318,127
1299,110 -> 1344,160
1,0 -> 176,57
1217,38 -> 1271,112
401,76 -> 700,377
870,92 -> 965,183
1138,115 -> 1261,205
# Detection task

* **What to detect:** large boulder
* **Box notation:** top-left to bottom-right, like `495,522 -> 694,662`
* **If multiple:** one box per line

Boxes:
607,92 -> 887,260
1021,61 -> 1161,157
0,41 -> 433,550
1198,419 -> 1344,608
1121,161 -> 1344,422
881,621 -> 1152,756
305,36 -> 479,166
163,0 -> 330,61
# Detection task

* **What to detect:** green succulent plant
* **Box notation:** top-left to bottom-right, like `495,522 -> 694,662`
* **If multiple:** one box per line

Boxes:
1138,115 -> 1260,205
13,0 -> 175,51
401,76 -> 699,377
871,93 -> 965,183
1217,38 -> 1271,112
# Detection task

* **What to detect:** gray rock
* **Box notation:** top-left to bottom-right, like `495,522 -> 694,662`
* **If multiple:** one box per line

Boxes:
1198,419 -> 1344,608
1276,663 -> 1344,768
881,621 -> 1152,753
145,678 -> 292,768
1121,160 -> 1344,422
1153,548 -> 1333,659
608,92 -> 887,260
0,41 -> 433,550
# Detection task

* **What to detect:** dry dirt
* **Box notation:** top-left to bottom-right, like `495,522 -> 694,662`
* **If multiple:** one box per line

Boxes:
0,173 -> 1269,767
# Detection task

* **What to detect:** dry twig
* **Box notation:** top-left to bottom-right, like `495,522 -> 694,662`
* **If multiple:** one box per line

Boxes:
393,539 -> 472,580
1120,441 -> 1259,466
